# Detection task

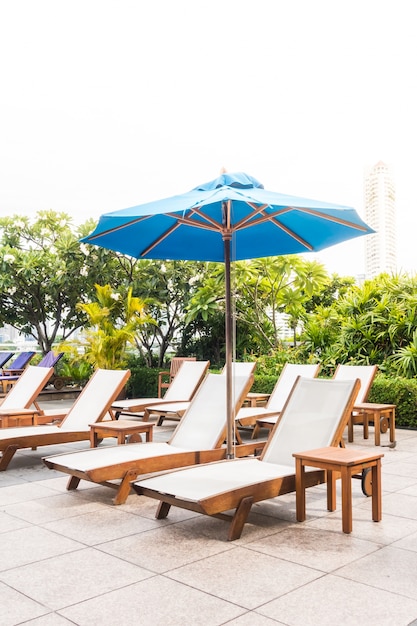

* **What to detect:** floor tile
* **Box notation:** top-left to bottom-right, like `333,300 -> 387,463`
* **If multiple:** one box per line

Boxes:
98,520 -> 235,573
307,509 -> 417,544
166,545 -> 322,610
257,574 -> 417,626
0,525 -> 83,571
0,582 -> 49,625
43,506 -> 161,545
3,491 -> 107,524
336,545 -> 417,601
0,548 -> 153,610
58,575 -> 246,625
246,525 -> 380,572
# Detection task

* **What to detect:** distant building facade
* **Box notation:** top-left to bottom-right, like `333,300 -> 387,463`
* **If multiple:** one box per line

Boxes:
364,161 -> 397,278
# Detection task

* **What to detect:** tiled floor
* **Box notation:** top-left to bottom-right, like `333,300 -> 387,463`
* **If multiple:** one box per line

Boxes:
1,400 -> 417,625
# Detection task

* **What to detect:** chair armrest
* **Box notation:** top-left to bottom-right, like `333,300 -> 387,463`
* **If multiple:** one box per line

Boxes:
158,370 -> 171,397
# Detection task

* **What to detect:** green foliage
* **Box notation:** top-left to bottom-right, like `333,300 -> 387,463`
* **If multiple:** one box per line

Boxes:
125,354 -> 161,397
61,284 -> 152,370
0,211 -> 120,353
368,375 -> 417,429
301,273 -> 417,377
130,260 -> 209,366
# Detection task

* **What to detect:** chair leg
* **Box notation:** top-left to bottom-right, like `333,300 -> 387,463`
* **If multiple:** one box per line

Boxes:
0,445 -> 19,471
235,428 -> 243,445
348,416 -> 354,442
67,475 -> 81,490
156,501 -> 171,519
113,471 -> 137,505
228,496 -> 254,541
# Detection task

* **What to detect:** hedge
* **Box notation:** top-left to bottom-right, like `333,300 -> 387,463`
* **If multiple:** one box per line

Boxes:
368,375 -> 417,429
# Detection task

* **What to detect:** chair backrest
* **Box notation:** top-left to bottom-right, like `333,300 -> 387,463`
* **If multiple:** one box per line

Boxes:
2,351 -> 36,372
221,362 -> 257,378
163,360 -> 210,401
170,372 -> 253,450
0,352 -> 15,369
169,357 -> 196,378
266,363 -> 320,412
261,376 -> 360,466
333,364 -> 377,404
59,369 -> 131,432
37,351 -> 65,368
0,366 -> 54,409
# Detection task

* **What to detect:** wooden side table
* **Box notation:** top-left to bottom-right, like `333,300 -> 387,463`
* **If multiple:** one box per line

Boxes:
89,420 -> 154,448
244,392 -> 270,407
351,403 -> 396,446
0,409 -> 40,428
293,446 -> 384,533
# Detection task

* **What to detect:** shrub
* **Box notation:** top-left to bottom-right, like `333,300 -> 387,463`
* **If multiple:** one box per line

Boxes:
369,375 -> 417,429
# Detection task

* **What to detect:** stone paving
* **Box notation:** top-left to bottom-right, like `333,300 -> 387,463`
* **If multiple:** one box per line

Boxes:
1,398 -> 417,625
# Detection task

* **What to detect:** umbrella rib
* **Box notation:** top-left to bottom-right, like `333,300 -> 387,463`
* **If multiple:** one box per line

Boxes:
236,204 -> 370,233
140,221 -> 182,256
86,215 -> 152,240
180,207 -> 224,232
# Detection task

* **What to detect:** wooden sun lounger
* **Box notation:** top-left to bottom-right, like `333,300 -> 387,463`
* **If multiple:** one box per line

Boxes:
0,368 -> 130,471
111,360 -> 210,419
0,366 -> 54,427
133,376 -> 360,541
145,362 -> 257,426
332,364 -> 378,442
237,363 -> 320,440
43,371 -> 257,505
254,363 -> 377,438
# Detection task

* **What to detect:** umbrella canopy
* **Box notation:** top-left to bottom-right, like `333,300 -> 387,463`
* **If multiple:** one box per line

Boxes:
83,172 -> 374,456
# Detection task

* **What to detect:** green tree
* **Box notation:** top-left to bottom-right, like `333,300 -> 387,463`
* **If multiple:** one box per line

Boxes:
0,211 -> 119,353
186,256 -> 330,355
301,273 -> 417,376
131,260 -> 209,366
69,284 -> 152,369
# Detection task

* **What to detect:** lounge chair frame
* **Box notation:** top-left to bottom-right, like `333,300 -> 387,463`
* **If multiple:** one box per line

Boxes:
0,368 -> 130,471
43,372 -> 258,505
134,376 -> 360,540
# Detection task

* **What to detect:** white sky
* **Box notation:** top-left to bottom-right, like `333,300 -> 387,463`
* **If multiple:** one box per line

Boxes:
1,0 -> 416,276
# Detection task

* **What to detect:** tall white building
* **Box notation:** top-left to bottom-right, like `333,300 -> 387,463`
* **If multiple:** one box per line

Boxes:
364,161 -> 397,278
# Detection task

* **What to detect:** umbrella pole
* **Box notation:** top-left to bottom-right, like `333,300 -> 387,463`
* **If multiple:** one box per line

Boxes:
224,234 -> 234,459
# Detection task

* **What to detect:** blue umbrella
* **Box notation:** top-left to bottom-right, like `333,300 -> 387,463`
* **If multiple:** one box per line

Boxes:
83,172 -> 374,457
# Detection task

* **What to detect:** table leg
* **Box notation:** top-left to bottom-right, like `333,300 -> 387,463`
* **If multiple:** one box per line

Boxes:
295,458 -> 306,522
348,415 -> 354,443
326,470 -> 337,511
363,413 -> 369,439
372,461 -> 382,521
374,412 -> 381,446
390,409 -> 396,443
341,466 -> 353,533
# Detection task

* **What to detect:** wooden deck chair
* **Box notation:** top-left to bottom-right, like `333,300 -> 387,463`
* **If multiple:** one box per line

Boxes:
0,366 -> 54,427
0,368 -> 130,471
111,360 -> 210,420
147,361 -> 257,426
133,376 -> 360,541
0,352 -> 15,370
158,357 -> 197,397
246,363 -> 321,439
0,351 -> 36,392
43,371 -> 255,505
333,364 -> 378,442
